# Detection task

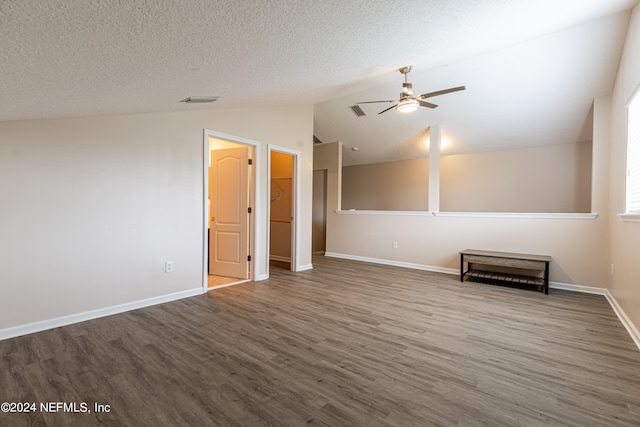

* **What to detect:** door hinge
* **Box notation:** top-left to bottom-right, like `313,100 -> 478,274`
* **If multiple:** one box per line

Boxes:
248,159 -> 253,165
248,207 -> 252,213
247,255 -> 252,261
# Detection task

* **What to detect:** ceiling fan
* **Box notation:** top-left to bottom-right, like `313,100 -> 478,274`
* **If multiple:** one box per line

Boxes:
357,66 -> 465,115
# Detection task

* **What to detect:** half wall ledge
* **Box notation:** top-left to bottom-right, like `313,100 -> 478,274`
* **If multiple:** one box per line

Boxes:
335,210 -> 598,220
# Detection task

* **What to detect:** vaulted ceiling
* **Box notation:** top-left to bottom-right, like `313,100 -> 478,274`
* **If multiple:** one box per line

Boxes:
1,0 -> 637,165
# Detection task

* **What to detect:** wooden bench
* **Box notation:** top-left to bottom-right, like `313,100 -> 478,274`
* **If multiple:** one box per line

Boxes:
460,249 -> 551,294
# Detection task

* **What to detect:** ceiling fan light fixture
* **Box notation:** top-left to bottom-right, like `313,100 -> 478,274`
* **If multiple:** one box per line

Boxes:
396,99 -> 419,113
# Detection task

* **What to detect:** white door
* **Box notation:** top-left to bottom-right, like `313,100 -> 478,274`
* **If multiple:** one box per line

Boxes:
209,147 -> 250,279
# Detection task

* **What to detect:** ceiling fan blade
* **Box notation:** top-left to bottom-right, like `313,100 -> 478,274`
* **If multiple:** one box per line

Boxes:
418,86 -> 466,99
418,100 -> 438,109
357,100 -> 397,104
378,104 -> 398,115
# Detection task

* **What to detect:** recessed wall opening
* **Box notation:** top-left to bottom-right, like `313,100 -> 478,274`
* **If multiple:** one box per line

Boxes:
267,145 -> 301,275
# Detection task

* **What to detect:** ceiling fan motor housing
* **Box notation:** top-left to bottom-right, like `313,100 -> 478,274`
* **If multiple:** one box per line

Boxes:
402,82 -> 413,98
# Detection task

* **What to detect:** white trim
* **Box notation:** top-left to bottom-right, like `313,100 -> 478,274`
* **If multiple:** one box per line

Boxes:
434,212 -> 598,219
605,290 -> 640,351
324,252 -> 458,275
0,288 -> 203,341
334,210 -> 598,219
548,281 -> 607,294
618,213 -> 640,222
297,263 -> 313,272
255,273 -> 269,281
267,145 -> 301,275
203,130 -> 261,289
336,210 -> 434,216
626,80 -> 640,107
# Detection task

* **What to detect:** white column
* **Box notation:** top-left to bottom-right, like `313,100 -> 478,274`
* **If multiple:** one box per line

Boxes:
428,125 -> 441,212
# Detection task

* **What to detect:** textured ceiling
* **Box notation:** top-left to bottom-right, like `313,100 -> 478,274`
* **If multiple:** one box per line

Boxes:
316,11 -> 631,165
1,0 -> 638,163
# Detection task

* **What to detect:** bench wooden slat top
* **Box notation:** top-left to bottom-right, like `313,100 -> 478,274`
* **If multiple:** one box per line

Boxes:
460,249 -> 551,263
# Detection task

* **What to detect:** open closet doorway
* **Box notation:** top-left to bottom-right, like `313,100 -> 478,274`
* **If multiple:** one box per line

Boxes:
204,131 -> 257,290
268,145 -> 300,274
312,169 -> 327,254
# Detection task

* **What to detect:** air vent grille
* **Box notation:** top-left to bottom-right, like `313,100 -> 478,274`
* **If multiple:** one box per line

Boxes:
350,104 -> 366,117
313,135 -> 323,144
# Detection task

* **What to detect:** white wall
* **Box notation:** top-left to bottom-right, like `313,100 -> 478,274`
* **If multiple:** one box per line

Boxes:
608,3 -> 640,334
0,105 -> 313,333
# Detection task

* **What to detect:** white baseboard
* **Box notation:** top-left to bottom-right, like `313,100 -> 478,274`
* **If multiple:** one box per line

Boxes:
297,263 -> 313,272
0,288 -> 204,341
324,252 -> 640,352
324,252 -> 459,276
270,255 -> 291,263
604,290 -> 640,351
548,281 -> 607,294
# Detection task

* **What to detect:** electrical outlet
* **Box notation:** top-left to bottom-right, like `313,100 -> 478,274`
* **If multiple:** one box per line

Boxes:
393,241 -> 398,249
611,263 -> 614,275
165,261 -> 174,273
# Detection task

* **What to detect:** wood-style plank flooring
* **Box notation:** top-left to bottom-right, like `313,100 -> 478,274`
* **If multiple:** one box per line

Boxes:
1,255 -> 640,426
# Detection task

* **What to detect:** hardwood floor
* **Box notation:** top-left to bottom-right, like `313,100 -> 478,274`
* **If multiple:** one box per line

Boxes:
1,255 -> 640,426
207,274 -> 248,289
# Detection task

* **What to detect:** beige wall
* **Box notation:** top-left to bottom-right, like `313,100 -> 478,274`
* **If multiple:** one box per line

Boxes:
271,151 -> 294,178
342,157 -> 429,211
609,4 -> 640,334
327,213 -> 606,287
441,142 -> 592,213
340,142 -> 591,213
0,105 -> 313,332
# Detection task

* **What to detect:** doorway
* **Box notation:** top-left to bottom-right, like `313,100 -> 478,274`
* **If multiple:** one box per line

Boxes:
312,169 -> 327,254
204,131 -> 258,290
267,145 -> 300,275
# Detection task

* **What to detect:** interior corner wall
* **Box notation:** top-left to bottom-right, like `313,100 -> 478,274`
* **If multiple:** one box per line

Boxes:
0,105 -> 313,333
608,3 -> 640,334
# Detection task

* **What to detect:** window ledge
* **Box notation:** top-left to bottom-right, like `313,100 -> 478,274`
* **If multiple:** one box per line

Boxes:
335,210 -> 598,219
336,210 -> 434,216
618,213 -> 640,222
434,212 -> 598,219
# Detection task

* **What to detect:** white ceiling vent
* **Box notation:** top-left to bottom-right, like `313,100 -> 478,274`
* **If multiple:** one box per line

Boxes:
181,96 -> 219,103
350,104 -> 366,117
